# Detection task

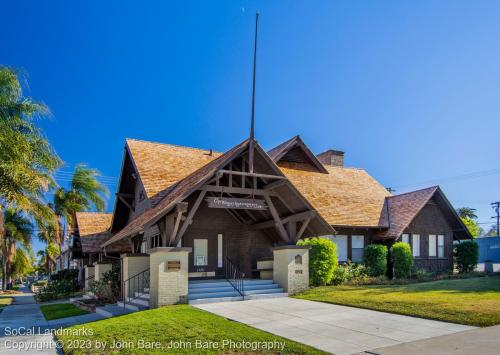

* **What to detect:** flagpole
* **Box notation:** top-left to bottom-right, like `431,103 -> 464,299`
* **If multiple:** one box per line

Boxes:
249,12 -> 259,173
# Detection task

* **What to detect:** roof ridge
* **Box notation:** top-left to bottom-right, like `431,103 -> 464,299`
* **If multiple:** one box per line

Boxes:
126,138 -> 222,155
76,212 -> 112,216
388,185 -> 439,199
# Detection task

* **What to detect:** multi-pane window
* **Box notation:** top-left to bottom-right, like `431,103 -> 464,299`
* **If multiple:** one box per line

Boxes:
351,235 -> 365,262
326,235 -> 348,262
401,234 -> 410,244
150,234 -> 161,249
429,234 -> 437,257
437,235 -> 445,258
412,234 -> 420,257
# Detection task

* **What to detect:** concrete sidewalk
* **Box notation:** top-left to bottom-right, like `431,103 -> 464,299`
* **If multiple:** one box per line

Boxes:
195,297 -> 474,355
369,325 -> 500,355
0,285 -> 104,354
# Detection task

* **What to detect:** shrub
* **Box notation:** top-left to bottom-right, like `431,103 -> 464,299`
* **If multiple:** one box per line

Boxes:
415,268 -> 432,281
392,242 -> 413,279
363,244 -> 388,277
331,262 -> 369,285
455,240 -> 479,273
90,263 -> 121,303
298,237 -> 337,286
35,269 -> 81,302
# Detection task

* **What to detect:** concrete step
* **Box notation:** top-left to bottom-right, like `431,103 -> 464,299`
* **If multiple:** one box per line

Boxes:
96,304 -> 134,318
189,295 -> 244,305
82,294 -> 94,300
188,279 -> 274,289
189,283 -> 280,294
244,288 -> 284,295
134,292 -> 151,299
188,290 -> 241,300
245,292 -> 288,300
124,297 -> 150,307
117,301 -> 150,312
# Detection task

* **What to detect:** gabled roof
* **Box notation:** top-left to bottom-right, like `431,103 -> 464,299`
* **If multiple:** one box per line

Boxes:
126,139 -> 222,202
378,186 -> 472,240
278,162 -> 391,227
75,212 -> 112,236
102,140 -> 249,247
268,136 -> 328,174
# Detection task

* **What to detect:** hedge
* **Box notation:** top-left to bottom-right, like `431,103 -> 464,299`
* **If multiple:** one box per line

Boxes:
298,237 -> 337,286
455,240 -> 479,273
364,244 -> 388,277
392,242 -> 413,279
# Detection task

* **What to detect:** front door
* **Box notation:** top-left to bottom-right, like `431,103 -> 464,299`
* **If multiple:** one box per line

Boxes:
190,234 -> 224,277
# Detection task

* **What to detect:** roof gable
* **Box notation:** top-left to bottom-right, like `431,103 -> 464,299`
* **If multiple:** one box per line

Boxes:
268,136 -> 328,174
379,186 -> 472,240
75,212 -> 112,236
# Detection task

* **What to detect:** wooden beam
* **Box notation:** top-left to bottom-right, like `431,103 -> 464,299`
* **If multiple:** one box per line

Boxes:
263,195 -> 289,243
264,179 -> 288,190
170,209 -> 183,246
116,192 -> 134,198
296,218 -> 310,241
250,210 -> 316,230
218,169 -> 287,181
173,190 -> 206,246
200,185 -> 275,196
117,195 -> 133,211
286,221 -> 297,242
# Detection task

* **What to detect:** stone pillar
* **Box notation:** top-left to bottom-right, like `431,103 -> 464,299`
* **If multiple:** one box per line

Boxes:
272,245 -> 310,295
149,247 -> 191,308
94,262 -> 112,282
121,254 -> 150,298
84,265 -> 95,291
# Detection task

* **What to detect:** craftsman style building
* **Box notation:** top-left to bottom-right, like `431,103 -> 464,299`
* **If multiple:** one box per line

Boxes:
63,135 -> 471,308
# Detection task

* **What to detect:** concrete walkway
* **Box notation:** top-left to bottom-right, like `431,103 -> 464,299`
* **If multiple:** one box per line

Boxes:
195,297 -> 475,355
368,324 -> 500,355
0,285 -> 104,354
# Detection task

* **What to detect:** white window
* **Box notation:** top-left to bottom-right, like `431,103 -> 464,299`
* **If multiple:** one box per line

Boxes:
194,239 -> 208,266
401,234 -> 410,244
217,234 -> 223,268
351,235 -> 365,262
438,235 -> 445,258
412,234 -> 420,257
429,234 -> 437,257
140,240 -> 147,253
150,234 -> 161,249
327,235 -> 348,262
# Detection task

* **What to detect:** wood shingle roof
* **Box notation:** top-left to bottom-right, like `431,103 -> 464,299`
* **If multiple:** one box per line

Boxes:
75,212 -> 112,236
277,161 -> 391,227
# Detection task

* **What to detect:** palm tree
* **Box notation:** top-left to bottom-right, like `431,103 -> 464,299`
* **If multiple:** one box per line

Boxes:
0,67 -> 61,289
54,164 -> 109,238
37,221 -> 58,273
3,209 -> 33,287
456,207 -> 478,220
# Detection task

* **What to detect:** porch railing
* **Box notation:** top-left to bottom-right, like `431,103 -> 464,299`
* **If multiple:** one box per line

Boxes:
122,268 -> 150,308
84,275 -> 95,292
224,257 -> 245,299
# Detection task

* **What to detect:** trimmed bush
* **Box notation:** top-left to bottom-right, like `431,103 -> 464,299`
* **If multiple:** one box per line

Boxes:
392,242 -> 413,279
455,241 -> 479,273
298,237 -> 337,286
363,244 -> 388,277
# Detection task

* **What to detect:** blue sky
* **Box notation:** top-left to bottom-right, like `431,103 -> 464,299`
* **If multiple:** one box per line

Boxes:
2,1 -> 500,253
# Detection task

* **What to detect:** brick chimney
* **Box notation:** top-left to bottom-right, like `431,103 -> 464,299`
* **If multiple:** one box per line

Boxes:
317,150 -> 344,167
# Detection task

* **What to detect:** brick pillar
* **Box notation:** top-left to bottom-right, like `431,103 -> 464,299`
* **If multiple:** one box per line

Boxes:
149,247 -> 191,308
94,262 -> 112,282
84,265 -> 95,290
272,245 -> 310,295
121,254 -> 150,298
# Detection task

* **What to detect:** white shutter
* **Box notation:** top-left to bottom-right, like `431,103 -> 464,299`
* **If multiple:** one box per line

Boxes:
412,234 -> 420,257
429,234 -> 437,257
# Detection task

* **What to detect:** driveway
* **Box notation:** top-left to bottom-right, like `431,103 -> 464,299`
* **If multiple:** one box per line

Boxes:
195,298 -> 474,355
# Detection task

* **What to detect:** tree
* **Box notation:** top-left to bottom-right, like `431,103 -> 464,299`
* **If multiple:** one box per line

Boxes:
53,164 -> 108,239
461,217 -> 481,238
456,207 -> 478,220
11,248 -> 34,282
3,208 -> 33,286
0,66 -> 61,289
485,226 -> 499,237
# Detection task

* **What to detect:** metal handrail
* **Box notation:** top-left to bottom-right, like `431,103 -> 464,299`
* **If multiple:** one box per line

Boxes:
123,268 -> 150,308
84,275 -> 95,292
225,257 -> 245,299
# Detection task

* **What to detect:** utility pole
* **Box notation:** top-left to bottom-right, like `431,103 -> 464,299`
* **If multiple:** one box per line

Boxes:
492,201 -> 500,236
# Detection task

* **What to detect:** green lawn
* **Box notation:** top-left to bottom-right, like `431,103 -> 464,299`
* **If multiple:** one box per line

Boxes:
295,276 -> 500,327
57,305 -> 324,354
0,296 -> 13,309
40,303 -> 89,320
